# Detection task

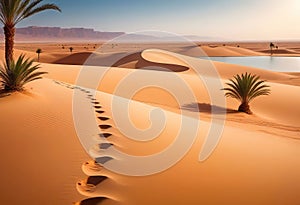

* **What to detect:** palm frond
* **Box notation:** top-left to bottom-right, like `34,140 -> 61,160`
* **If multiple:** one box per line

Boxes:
22,3 -> 61,18
0,0 -> 61,26
222,72 -> 271,105
0,54 -> 47,91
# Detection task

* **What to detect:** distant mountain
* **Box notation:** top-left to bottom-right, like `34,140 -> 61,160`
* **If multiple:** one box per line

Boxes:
0,26 -> 226,42
0,26 -> 125,42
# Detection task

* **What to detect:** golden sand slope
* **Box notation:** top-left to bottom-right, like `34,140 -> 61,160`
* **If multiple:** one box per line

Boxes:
0,48 -> 299,205
0,80 -> 89,205
76,90 -> 300,205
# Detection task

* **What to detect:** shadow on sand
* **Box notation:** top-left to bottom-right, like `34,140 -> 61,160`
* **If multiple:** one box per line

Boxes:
182,103 -> 238,114
86,176 -> 108,186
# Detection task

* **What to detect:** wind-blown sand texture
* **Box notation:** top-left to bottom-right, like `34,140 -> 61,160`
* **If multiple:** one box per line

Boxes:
0,42 -> 299,205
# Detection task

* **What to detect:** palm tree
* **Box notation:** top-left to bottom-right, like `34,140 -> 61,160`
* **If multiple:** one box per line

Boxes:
36,48 -> 42,62
0,54 -> 47,91
223,73 -> 271,114
270,42 -> 275,55
0,0 -> 61,66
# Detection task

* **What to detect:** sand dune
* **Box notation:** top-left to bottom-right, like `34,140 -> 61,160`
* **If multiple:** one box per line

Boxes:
40,49 -> 300,134
112,52 -> 189,72
201,45 -> 264,56
54,52 -> 93,65
62,74 -> 300,204
0,79 -> 90,205
0,44 -> 300,205
0,48 -> 69,64
201,45 -> 300,57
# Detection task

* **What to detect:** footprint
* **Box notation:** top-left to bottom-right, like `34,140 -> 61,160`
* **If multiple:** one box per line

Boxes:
87,176 -> 108,186
99,133 -> 112,138
96,110 -> 105,114
99,143 -> 113,149
95,156 -> 113,164
98,117 -> 110,121
99,125 -> 112,130
92,102 -> 100,105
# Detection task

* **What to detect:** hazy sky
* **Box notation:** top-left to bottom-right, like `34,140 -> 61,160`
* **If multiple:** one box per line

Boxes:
18,0 -> 300,41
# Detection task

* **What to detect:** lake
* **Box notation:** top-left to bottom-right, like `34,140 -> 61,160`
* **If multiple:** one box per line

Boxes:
201,56 -> 300,72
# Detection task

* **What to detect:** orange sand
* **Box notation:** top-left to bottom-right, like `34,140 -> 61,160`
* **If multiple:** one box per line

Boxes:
0,43 -> 299,205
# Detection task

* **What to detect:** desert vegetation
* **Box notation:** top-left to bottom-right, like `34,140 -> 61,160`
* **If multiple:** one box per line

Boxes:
223,72 -> 271,114
0,0 -> 60,91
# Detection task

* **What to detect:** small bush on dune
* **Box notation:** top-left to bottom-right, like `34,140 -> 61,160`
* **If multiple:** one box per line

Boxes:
222,72 -> 271,114
0,54 -> 47,91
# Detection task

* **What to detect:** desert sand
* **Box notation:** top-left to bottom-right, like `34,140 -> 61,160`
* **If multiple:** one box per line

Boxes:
3,41 -> 300,64
0,42 -> 299,205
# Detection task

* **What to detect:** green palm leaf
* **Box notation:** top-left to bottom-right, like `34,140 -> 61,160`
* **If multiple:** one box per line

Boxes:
222,72 -> 271,114
0,0 -> 61,25
0,54 -> 47,91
